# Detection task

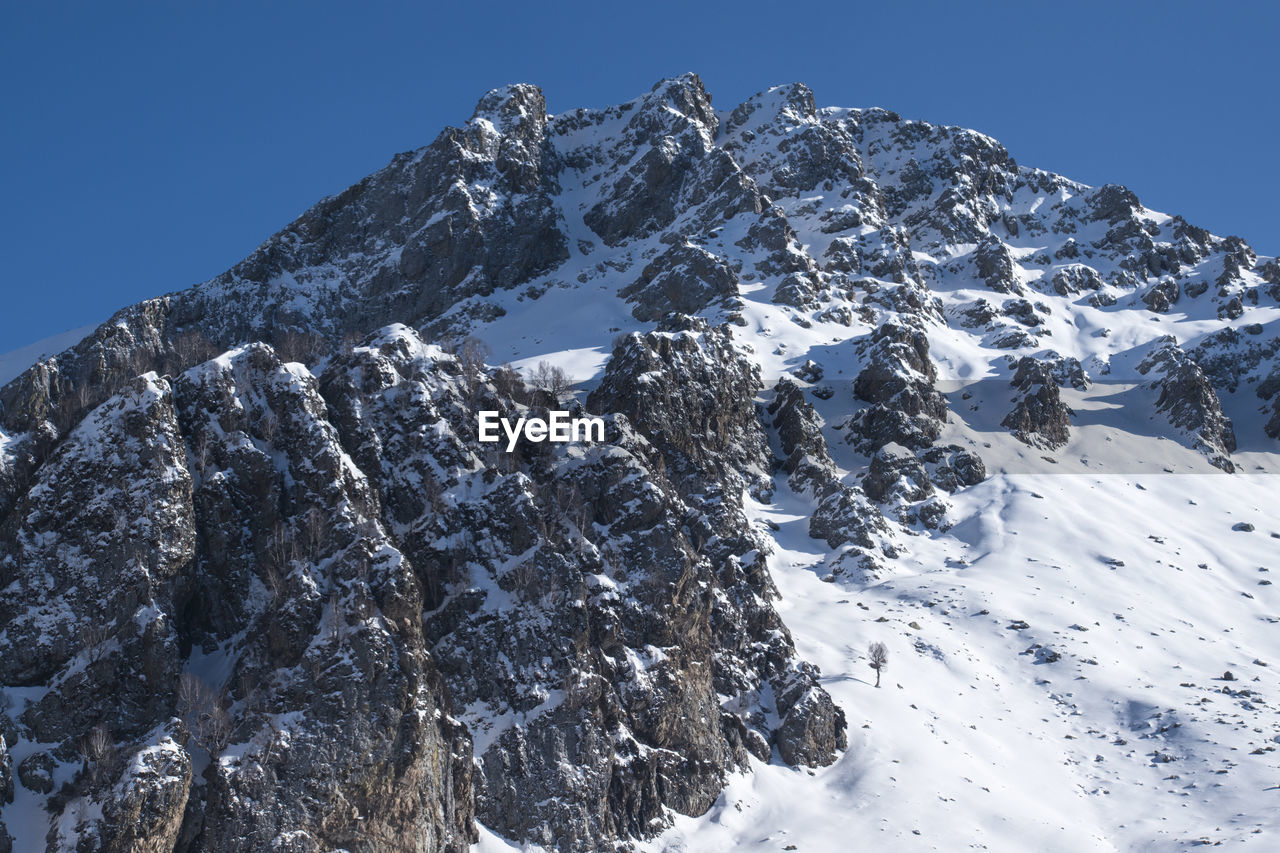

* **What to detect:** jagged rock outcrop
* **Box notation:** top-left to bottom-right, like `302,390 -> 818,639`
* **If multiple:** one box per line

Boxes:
0,343 -> 476,852
1000,355 -> 1086,449
53,724 -> 192,853
300,320 -> 846,848
864,443 -> 933,504
1139,340 -> 1237,470
769,377 -> 839,495
622,243 -> 740,321
767,378 -> 892,565
1143,278 -> 1181,313
975,235 -> 1020,294
848,322 -> 949,452
1051,264 -> 1105,296
920,444 -> 987,492
1259,368 -> 1280,439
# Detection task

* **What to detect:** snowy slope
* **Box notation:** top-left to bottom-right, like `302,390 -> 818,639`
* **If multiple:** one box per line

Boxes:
637,472 -> 1280,852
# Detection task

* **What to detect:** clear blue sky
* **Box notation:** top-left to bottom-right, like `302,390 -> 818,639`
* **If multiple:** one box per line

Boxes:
1,1 -> 1276,351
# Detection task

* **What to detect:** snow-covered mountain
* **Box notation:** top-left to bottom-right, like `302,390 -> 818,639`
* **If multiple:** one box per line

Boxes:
1,74 -> 1277,852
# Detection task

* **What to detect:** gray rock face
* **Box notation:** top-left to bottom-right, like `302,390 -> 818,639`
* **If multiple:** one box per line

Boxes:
58,723 -> 191,853
769,378 -> 839,494
1139,341 -> 1238,470
849,322 -> 949,452
1266,397 -> 1280,440
975,235 -> 1020,294
581,75 -> 760,248
1000,355 -> 1088,449
1051,264 -> 1105,296
304,320 -> 844,849
864,443 -> 933,503
0,343 -> 476,852
767,378 -> 891,567
920,445 -> 986,492
1143,278 -> 1181,313
1258,368 -> 1280,440
622,243 -> 740,321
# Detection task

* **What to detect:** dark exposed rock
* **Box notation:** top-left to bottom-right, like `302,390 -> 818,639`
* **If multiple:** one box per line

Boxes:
17,751 -> 54,795
975,235 -> 1020,294
1,738 -> 13,804
1138,340 -> 1237,470
822,236 -> 861,273
622,242 -> 740,320
69,724 -> 192,853
920,445 -> 987,492
583,75 -> 750,246
1143,278 -> 1181,313
1001,356 -> 1076,448
1261,368 -> 1280,439
722,83 -> 864,198
0,373 -> 194,739
234,317 -> 843,848
774,271 -> 822,308
1054,239 -> 1080,260
863,226 -> 922,285
769,378 -> 838,493
0,342 -> 477,852
1003,298 -> 1046,327
1051,264 -> 1104,296
1088,184 -> 1141,225
1220,295 -> 1245,320
863,444 -> 933,503
1189,328 -> 1280,394
958,298 -> 998,328
848,323 -> 948,452
1011,352 -> 1089,391
767,379 -> 892,562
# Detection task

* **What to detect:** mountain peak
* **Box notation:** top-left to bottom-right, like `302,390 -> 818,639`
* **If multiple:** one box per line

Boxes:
1,75 -> 1278,853
470,82 -> 547,139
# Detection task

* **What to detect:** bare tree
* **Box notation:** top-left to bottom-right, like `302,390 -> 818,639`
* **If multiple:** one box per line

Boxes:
453,336 -> 492,403
491,363 -> 525,402
534,361 -> 571,407
80,621 -> 113,666
171,329 -> 218,367
868,641 -> 889,688
191,430 -> 212,476
300,507 -> 328,565
179,672 -> 233,753
455,336 -> 491,378
274,329 -> 328,365
329,588 -> 343,644
258,409 -> 279,444
80,724 -> 116,785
